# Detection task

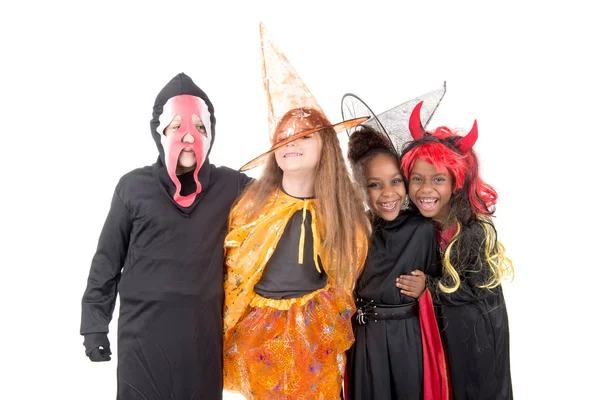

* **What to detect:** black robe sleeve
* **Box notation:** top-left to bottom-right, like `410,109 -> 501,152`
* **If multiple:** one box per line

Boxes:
238,171 -> 254,193
421,223 -> 442,279
80,186 -> 132,348
427,260 -> 490,306
427,220 -> 499,306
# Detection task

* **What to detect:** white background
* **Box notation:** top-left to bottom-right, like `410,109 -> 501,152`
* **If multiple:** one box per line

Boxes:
1,0 -> 597,399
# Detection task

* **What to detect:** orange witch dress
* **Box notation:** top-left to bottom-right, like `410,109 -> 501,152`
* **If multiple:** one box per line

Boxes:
223,189 -> 367,399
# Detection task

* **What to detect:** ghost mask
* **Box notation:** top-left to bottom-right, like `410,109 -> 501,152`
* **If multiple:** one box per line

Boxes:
156,94 -> 212,207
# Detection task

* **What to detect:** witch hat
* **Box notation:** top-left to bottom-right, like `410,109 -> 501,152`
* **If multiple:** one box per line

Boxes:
240,24 -> 367,171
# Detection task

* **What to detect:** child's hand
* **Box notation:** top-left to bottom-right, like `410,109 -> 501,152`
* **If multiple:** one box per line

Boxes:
396,270 -> 426,299
87,346 -> 112,362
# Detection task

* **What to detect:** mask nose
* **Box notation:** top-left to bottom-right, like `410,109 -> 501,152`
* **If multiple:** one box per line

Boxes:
182,133 -> 194,144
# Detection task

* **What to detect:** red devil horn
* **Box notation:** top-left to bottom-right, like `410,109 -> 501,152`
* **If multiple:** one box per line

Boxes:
409,101 -> 426,140
457,120 -> 478,152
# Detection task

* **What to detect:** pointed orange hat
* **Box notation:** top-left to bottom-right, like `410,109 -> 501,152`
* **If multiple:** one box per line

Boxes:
239,24 -> 367,171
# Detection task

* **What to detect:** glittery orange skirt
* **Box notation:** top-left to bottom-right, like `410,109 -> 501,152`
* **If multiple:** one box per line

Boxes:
223,283 -> 355,400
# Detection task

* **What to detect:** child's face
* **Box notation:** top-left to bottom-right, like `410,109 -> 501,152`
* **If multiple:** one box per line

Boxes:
274,125 -> 322,175
365,153 -> 406,221
164,114 -> 207,172
408,158 -> 453,223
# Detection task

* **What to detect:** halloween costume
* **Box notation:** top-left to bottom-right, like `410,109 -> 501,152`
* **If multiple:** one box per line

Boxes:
80,73 -> 251,400
222,25 -> 368,400
400,102 -> 513,400
343,89 -> 450,400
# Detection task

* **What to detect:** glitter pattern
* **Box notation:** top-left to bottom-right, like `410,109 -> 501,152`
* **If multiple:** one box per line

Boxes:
223,189 -> 367,399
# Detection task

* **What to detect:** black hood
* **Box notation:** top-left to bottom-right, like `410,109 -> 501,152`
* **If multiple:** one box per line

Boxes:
150,73 -> 216,162
150,73 -> 216,215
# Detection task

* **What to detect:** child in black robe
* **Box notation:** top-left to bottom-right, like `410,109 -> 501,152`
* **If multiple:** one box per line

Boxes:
346,125 -> 449,400
80,73 -> 252,399
397,102 -> 514,400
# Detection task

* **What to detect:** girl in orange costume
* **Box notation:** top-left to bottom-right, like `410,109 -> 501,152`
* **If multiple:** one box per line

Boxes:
222,25 -> 370,400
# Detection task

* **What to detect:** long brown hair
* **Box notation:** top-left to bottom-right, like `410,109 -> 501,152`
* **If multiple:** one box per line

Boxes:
237,127 -> 370,288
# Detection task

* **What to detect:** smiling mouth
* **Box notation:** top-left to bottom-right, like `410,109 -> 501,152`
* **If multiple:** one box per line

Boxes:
418,197 -> 438,210
378,200 -> 398,213
283,152 -> 303,158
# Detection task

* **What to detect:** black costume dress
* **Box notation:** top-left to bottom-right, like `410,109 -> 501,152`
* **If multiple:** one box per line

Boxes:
428,222 -> 512,400
346,212 -> 442,400
80,73 -> 252,400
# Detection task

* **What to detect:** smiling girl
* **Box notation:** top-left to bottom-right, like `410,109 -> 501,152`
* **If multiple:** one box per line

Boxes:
223,108 -> 369,399
221,26 -> 370,400
397,102 -> 514,400
345,125 -> 448,400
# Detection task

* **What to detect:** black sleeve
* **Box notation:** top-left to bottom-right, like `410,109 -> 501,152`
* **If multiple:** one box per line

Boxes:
80,187 -> 132,337
427,261 -> 487,306
238,172 -> 254,194
420,222 -> 442,278
427,221 -> 496,305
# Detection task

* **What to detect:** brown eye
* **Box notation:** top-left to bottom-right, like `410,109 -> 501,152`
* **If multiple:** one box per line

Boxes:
196,125 -> 207,136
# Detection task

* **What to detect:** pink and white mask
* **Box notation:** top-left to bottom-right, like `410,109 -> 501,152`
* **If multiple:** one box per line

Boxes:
156,95 -> 212,207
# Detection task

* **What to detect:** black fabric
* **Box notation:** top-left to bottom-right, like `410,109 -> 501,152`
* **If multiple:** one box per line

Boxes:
346,211 -> 441,400
356,300 -> 419,322
88,346 -> 112,362
80,73 -> 253,400
177,170 -> 198,196
254,210 -> 327,299
427,222 -> 512,400
84,333 -> 111,360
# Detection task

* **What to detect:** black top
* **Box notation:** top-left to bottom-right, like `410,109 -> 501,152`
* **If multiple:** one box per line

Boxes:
254,209 -> 327,299
355,211 -> 440,304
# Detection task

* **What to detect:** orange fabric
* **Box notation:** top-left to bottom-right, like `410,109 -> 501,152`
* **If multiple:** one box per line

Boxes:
224,285 -> 354,399
223,189 -> 366,340
224,189 -> 320,340
223,189 -> 368,399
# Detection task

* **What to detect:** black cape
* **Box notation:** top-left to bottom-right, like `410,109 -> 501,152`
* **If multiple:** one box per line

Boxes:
346,212 -> 441,400
428,222 -> 512,400
80,73 -> 252,400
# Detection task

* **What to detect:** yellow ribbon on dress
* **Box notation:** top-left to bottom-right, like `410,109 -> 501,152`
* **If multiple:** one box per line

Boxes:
297,199 -> 321,272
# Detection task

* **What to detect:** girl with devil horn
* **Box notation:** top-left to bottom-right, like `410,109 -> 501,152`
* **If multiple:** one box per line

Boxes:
397,102 -> 514,399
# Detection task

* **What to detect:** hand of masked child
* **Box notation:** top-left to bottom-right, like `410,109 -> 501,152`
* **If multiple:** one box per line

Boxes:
396,270 -> 426,298
84,333 -> 112,362
88,346 -> 112,362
